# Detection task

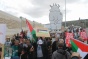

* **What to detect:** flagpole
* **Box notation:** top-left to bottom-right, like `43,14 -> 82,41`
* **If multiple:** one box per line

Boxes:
33,21 -> 35,28
65,0 -> 66,27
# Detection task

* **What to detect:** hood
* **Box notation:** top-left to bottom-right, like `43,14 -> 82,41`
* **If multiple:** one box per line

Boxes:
57,48 -> 66,55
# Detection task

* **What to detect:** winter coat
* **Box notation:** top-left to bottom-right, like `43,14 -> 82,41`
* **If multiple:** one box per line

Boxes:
18,43 -> 27,56
12,45 -> 19,57
20,54 -> 27,59
52,41 -> 58,53
27,52 -> 36,59
47,41 -> 52,59
52,41 -> 67,53
52,48 -> 71,59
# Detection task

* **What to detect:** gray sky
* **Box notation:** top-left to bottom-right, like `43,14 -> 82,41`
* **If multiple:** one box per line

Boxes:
0,0 -> 88,24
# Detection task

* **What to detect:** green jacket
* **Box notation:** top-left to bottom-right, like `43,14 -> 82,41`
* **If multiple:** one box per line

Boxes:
11,45 -> 19,57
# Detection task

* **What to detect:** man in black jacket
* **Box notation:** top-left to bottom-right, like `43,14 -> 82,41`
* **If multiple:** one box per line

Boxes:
52,42 -> 70,59
52,37 -> 59,53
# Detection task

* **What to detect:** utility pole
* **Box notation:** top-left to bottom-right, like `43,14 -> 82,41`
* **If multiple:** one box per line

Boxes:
85,19 -> 86,28
65,0 -> 66,27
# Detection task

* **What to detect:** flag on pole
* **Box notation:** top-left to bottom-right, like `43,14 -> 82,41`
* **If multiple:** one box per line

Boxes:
26,19 -> 36,42
71,39 -> 88,59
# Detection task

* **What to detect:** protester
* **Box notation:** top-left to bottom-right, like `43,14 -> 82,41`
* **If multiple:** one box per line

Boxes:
47,38 -> 52,59
11,40 -> 20,59
24,40 -> 32,55
23,31 -> 28,39
11,38 -> 15,46
52,42 -> 71,59
59,39 -> 66,50
52,37 -> 59,53
4,26 -> 88,59
78,37 -> 84,42
26,40 -> 31,47
18,39 -> 27,57
71,52 -> 81,59
15,33 -> 20,40
74,30 -> 79,39
37,37 -> 46,59
20,30 -> 24,38
5,37 -> 11,47
37,39 -> 43,59
27,45 -> 36,59
20,49 -> 27,59
5,38 -> 12,57
13,34 -> 16,40
42,37 -> 48,59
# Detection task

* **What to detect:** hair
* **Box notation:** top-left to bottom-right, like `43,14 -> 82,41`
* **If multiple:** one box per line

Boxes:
71,56 -> 79,59
58,42 -> 64,48
59,39 -> 64,42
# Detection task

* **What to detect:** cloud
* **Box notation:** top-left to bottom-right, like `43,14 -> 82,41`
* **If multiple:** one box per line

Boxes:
81,0 -> 88,4
22,7 -> 47,18
0,0 -> 88,24
67,0 -> 80,3
21,0 -> 81,18
0,0 -> 80,18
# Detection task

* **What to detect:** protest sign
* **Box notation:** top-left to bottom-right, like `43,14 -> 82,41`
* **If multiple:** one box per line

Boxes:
0,24 -> 6,59
65,32 -> 73,47
0,24 -> 6,44
80,31 -> 87,41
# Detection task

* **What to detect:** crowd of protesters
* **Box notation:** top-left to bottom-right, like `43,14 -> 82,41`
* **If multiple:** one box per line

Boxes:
4,26 -> 88,59
52,27 -> 88,59
66,26 -> 87,43
5,30 -> 52,59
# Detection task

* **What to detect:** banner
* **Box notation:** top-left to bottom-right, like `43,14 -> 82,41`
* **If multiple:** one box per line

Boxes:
36,29 -> 50,37
80,31 -> 87,40
0,24 -> 6,44
0,24 -> 6,59
65,32 -> 73,47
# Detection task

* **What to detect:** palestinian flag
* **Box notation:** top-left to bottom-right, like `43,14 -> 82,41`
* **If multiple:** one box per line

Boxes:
71,39 -> 88,59
26,19 -> 36,42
